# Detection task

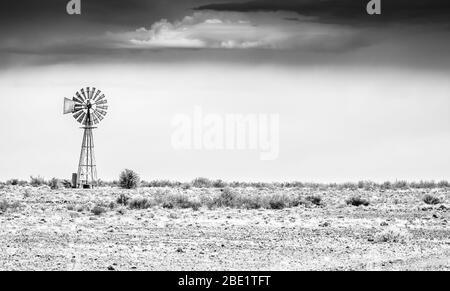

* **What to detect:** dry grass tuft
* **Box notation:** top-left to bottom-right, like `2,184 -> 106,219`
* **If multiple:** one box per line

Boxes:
422,194 -> 442,205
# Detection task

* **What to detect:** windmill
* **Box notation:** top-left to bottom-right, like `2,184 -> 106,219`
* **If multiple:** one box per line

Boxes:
63,87 -> 108,188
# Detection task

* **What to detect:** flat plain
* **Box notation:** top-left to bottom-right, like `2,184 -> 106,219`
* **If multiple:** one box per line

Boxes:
0,186 -> 449,271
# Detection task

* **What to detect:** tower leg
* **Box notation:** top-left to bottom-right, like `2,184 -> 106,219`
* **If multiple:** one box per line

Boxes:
77,127 -> 97,188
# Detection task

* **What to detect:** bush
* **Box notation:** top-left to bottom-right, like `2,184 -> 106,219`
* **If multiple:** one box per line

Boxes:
30,176 -> 46,187
9,179 -> 28,186
338,182 -> 358,190
411,181 -> 436,189
141,180 -> 182,188
6,179 -> 19,186
438,180 -> 449,188
128,197 -> 153,209
116,193 -> 131,205
212,179 -> 228,188
306,195 -> 322,206
267,195 -> 289,210
374,227 -> 411,243
91,205 -> 106,216
346,196 -> 370,207
392,180 -> 408,189
119,169 -> 140,189
213,187 -> 237,207
0,200 -> 21,213
164,194 -> 201,210
236,196 -> 264,210
191,177 -> 213,188
422,194 -> 442,205
49,178 -> 63,190
381,181 -> 392,190
61,179 -> 73,189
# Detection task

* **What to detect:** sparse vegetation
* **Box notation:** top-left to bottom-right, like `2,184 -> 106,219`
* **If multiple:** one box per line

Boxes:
438,180 -> 449,188
91,205 -> 107,216
422,194 -> 442,205
211,187 -> 238,208
48,178 -> 63,190
30,176 -> 46,187
116,193 -> 131,205
306,195 -> 322,206
374,227 -> 411,243
0,200 -> 21,213
128,197 -> 154,209
6,179 -> 28,186
2,176 -> 449,191
191,177 -> 213,188
141,180 -> 182,188
346,196 -> 370,207
61,179 -> 73,189
119,169 -> 140,189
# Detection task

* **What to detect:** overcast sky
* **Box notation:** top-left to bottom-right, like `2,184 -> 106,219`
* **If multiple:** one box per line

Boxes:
1,0 -> 450,182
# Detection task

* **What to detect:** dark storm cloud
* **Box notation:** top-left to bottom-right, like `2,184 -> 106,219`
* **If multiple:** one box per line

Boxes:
195,0 -> 450,24
1,0 -> 170,28
1,0 -> 450,71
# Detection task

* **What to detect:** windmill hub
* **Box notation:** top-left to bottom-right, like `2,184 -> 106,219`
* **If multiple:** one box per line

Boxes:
63,87 -> 108,188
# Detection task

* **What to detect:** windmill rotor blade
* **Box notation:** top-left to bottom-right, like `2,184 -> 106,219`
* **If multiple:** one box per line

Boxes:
93,90 -> 102,102
76,92 -> 85,102
76,111 -> 87,124
73,110 -> 84,120
97,105 -> 108,111
96,99 -> 108,105
96,109 -> 107,116
90,87 -> 96,100
80,88 -> 88,100
73,104 -> 86,114
73,95 -> 84,104
90,111 -> 99,124
74,104 -> 86,110
86,87 -> 91,100
95,94 -> 106,103
93,109 -> 104,121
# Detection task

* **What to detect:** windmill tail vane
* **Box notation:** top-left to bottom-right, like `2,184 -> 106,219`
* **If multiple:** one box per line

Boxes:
63,87 -> 108,189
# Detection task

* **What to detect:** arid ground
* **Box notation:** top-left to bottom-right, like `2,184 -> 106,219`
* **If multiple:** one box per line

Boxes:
0,186 -> 449,271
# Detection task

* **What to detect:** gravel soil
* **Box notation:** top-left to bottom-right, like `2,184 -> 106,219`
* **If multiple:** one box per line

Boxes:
0,186 -> 449,271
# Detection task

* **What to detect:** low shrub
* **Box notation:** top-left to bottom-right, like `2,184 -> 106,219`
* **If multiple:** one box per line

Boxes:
91,205 -> 106,216
49,178 -> 63,190
212,179 -> 228,188
438,180 -> 449,188
374,227 -> 411,243
267,195 -> 289,210
116,193 -> 131,205
163,194 -> 202,210
0,200 -> 21,213
422,194 -> 442,205
212,187 -> 238,208
30,176 -> 46,187
61,179 -> 73,188
346,196 -> 370,207
392,180 -> 408,190
191,177 -> 213,188
128,197 -> 154,209
306,195 -> 322,206
6,179 -> 28,186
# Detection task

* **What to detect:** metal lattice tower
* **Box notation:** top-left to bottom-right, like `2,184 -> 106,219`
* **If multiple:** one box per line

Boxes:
63,87 -> 108,188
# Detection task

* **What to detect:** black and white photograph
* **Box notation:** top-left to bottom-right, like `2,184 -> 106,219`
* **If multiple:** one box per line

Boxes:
0,0 -> 449,275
